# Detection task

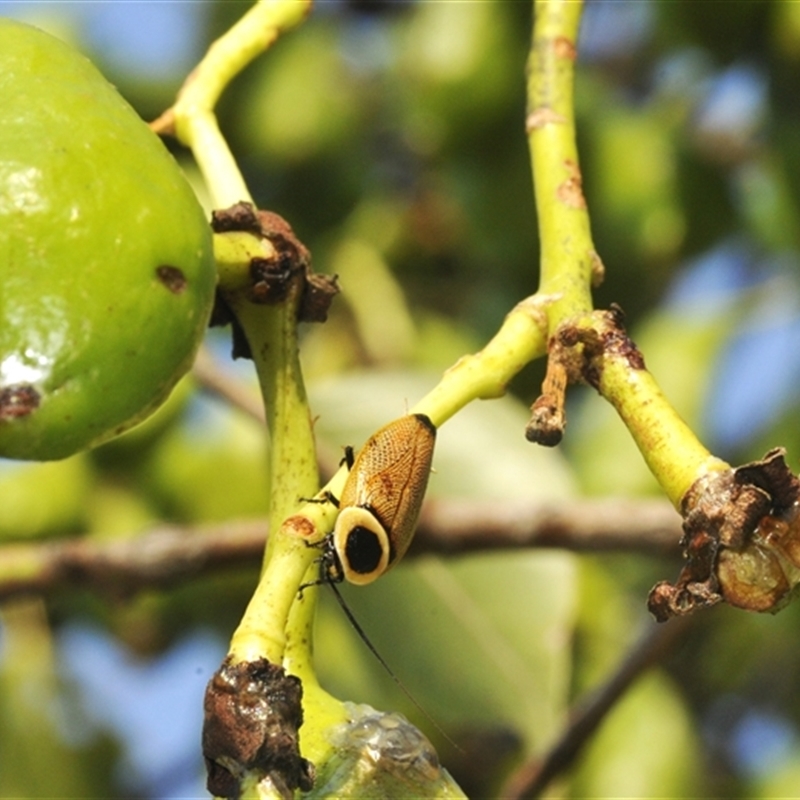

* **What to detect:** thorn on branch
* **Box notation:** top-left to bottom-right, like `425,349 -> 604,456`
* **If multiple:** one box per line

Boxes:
148,106 -> 176,136
525,307 -> 633,446
526,354 -> 568,446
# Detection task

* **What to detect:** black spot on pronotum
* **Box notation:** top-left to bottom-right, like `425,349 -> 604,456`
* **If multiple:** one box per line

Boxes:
0,383 -> 41,420
155,265 -> 187,294
345,526 -> 384,575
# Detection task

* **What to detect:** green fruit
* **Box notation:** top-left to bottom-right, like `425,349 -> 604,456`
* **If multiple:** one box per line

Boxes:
0,19 -> 216,460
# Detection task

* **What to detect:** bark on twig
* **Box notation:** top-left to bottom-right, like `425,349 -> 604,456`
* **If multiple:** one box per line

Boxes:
0,498 -> 681,602
0,520 -> 267,601
193,347 -> 266,424
419,496 -> 681,555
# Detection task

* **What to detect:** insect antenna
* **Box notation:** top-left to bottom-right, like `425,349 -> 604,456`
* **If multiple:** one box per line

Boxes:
326,579 -> 462,753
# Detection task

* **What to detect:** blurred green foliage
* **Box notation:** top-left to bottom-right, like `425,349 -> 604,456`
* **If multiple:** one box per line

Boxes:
3,1 -> 800,798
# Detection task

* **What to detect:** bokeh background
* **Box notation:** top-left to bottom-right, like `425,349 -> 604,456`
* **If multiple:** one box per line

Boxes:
3,1 -> 800,797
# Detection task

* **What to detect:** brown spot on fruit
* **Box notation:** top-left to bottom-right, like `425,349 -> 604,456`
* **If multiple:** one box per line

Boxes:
156,265 -> 187,294
0,384 -> 40,420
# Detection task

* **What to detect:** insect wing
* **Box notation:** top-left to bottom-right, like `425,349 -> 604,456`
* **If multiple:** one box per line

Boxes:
347,414 -> 435,567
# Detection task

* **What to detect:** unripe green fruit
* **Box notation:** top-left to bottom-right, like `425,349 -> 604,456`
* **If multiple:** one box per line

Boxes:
0,19 -> 216,460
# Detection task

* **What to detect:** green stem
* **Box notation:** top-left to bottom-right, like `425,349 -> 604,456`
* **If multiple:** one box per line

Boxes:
545,309 -> 729,523
282,570 -> 350,767
597,345 -> 729,509
184,114 -> 251,209
527,0 -> 594,324
222,281 -> 321,663
178,0 -> 311,113
239,298 -> 318,548
523,0 -> 728,507
229,538 -> 315,664
168,0 -> 311,208
413,296 -> 549,426
403,0 -> 586,434
166,0 -> 317,669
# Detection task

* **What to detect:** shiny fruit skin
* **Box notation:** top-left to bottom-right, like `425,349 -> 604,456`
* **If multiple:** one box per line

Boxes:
0,19 -> 216,460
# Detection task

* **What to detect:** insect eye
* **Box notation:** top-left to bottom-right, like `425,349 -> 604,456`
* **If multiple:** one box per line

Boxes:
345,525 -> 385,576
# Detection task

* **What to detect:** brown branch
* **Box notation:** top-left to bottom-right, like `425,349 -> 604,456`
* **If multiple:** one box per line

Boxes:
0,519 -> 268,602
191,349 -> 344,477
501,614 -> 693,799
192,346 -> 266,425
0,498 -> 681,602
417,496 -> 681,556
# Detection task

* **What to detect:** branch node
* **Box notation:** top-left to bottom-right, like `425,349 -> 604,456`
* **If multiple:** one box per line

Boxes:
203,656 -> 314,798
211,202 -> 339,358
648,449 -> 800,621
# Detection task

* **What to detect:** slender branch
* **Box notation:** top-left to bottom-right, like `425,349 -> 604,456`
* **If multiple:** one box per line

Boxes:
217,225 -> 322,665
0,520 -> 268,601
527,0 -> 594,322
502,615 -> 693,799
413,295 -> 549,426
192,346 -> 266,425
524,2 -> 730,510
418,496 -> 681,555
592,314 -> 729,507
152,0 -> 311,208
0,498 -> 681,602
192,348 -> 350,479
